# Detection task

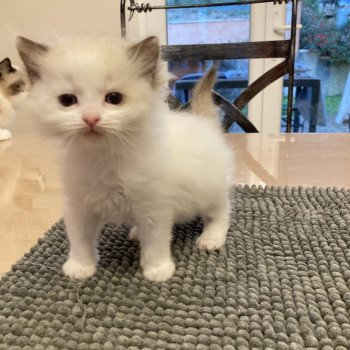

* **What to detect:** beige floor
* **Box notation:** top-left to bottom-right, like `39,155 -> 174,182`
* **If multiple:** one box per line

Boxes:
1,120 -> 350,274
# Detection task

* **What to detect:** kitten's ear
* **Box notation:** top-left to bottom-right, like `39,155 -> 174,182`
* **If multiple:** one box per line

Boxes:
16,37 -> 49,83
128,36 -> 160,84
0,58 -> 14,74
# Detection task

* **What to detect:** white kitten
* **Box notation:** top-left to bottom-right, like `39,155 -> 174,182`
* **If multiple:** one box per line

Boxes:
17,35 -> 233,282
0,58 -> 27,140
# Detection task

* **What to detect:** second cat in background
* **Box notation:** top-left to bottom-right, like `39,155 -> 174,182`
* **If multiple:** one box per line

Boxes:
0,58 -> 27,140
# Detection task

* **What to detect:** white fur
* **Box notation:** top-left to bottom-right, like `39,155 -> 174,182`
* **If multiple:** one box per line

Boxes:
0,92 -> 14,140
19,36 -> 233,282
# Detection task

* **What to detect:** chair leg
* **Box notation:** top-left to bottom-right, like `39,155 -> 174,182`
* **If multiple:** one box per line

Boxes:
293,108 -> 301,133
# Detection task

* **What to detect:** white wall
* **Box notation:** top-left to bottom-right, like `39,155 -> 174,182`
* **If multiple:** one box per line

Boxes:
0,0 -> 121,66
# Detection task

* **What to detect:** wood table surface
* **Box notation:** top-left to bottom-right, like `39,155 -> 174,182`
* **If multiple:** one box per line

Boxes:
1,124 -> 350,274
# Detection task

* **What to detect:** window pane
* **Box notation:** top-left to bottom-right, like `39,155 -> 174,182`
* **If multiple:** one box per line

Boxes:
167,0 -> 250,45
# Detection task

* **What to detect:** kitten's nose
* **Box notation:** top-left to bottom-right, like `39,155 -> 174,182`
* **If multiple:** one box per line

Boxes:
83,115 -> 101,129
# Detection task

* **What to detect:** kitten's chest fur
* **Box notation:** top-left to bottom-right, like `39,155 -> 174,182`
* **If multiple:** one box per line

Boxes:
63,147 -> 136,223
85,173 -> 130,220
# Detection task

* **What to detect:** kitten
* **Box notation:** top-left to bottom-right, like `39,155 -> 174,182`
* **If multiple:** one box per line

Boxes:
17,35 -> 233,282
0,57 -> 26,140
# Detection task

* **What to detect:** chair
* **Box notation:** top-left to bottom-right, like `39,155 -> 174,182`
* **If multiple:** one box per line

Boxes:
120,0 -> 300,133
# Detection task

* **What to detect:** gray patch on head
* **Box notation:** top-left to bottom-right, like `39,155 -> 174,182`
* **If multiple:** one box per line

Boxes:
8,79 -> 25,96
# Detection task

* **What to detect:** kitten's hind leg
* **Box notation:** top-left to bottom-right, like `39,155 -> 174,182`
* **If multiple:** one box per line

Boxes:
197,199 -> 230,251
63,206 -> 102,279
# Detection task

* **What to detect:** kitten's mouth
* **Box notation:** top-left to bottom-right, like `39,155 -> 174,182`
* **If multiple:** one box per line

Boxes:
83,128 -> 104,137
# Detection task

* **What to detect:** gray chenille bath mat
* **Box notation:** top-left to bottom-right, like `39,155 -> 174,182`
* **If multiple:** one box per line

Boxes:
1,186 -> 350,350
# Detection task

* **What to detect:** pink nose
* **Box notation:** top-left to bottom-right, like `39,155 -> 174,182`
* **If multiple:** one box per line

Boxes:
83,115 -> 101,128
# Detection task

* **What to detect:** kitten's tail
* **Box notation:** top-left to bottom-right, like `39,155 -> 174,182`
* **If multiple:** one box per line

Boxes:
191,66 -> 218,122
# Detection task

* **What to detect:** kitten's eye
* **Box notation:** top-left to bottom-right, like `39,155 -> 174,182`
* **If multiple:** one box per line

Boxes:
58,94 -> 78,107
105,92 -> 123,105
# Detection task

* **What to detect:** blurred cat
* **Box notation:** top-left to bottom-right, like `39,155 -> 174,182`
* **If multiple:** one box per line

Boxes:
0,57 -> 26,140
17,35 -> 233,282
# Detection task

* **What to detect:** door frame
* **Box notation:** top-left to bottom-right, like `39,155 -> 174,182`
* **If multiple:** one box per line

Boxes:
249,2 -> 287,133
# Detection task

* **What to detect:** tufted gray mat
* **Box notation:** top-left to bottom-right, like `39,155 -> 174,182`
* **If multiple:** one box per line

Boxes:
1,186 -> 350,349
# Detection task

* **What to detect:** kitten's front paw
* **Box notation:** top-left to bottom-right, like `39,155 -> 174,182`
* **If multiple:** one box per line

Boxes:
196,235 -> 226,251
0,129 -> 12,141
143,260 -> 175,282
63,259 -> 96,279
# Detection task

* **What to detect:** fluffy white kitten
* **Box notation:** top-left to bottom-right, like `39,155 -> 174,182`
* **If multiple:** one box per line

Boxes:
0,58 -> 27,140
17,35 -> 233,282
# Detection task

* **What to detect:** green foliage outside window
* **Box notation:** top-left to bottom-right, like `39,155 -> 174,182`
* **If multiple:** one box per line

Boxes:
300,0 -> 350,64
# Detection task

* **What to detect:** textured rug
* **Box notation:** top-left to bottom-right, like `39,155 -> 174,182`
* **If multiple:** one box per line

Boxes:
1,186 -> 350,349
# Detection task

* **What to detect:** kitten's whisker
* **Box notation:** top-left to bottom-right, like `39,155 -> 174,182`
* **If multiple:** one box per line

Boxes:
104,128 -> 134,147
101,124 -> 137,137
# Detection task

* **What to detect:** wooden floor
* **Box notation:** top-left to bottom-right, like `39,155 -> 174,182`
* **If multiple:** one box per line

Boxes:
1,118 -> 350,274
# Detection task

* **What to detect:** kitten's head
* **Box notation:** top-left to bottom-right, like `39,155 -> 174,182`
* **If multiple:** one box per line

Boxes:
0,57 -> 27,98
16,36 -> 166,142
